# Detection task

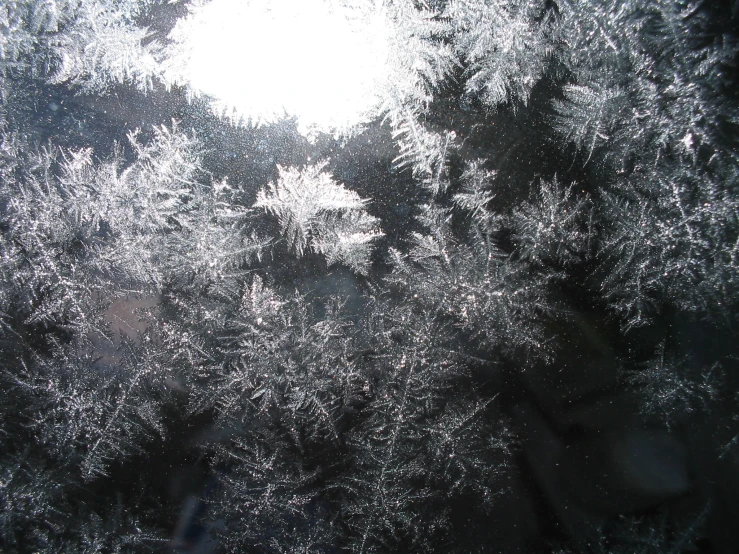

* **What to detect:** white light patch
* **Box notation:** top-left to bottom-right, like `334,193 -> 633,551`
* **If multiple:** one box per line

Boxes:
166,0 -> 389,134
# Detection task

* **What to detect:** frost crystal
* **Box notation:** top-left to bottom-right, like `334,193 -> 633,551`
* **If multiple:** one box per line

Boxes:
255,162 -> 383,274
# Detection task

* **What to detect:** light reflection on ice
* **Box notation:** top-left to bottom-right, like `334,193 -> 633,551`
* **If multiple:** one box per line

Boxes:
164,0 -> 390,135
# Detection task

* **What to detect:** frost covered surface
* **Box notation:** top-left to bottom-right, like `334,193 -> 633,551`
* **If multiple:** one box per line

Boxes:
1,0 -> 738,553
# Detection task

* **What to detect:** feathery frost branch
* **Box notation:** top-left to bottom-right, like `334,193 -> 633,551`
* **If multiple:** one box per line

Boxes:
255,162 -> 383,274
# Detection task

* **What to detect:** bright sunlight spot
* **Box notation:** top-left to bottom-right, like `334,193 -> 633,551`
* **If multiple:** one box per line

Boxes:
165,0 -> 391,134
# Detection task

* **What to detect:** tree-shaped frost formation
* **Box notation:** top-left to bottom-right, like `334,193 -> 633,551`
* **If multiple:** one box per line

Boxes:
255,162 -> 383,274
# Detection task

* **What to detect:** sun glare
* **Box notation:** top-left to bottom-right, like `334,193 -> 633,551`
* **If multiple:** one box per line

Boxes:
167,0 -> 390,134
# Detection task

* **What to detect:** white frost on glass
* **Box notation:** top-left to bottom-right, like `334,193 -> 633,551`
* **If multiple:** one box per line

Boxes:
255,162 -> 383,274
